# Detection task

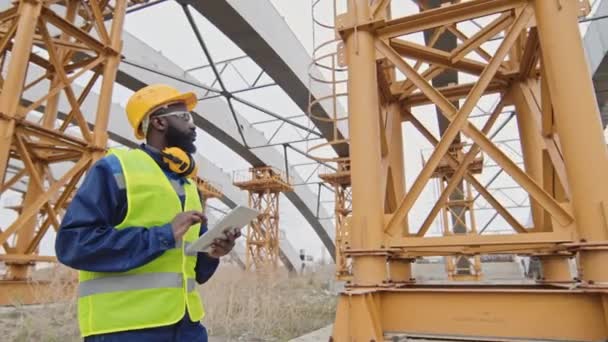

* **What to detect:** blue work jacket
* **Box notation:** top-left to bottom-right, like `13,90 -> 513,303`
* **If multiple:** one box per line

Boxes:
56,144 -> 217,342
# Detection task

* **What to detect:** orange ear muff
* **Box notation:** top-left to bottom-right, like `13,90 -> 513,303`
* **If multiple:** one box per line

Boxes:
161,147 -> 196,178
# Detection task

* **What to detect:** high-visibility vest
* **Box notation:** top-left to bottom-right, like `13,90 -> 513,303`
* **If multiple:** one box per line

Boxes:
77,148 -> 205,337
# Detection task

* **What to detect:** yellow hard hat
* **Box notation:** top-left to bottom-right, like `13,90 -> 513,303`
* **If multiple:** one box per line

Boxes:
126,84 -> 198,140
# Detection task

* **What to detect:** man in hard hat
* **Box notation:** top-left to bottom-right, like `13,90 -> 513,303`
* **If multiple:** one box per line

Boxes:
56,84 -> 240,341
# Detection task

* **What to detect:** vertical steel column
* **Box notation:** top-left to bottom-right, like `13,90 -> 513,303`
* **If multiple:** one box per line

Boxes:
245,190 -> 254,270
269,190 -> 280,270
540,73 -> 568,211
0,0 -> 42,179
8,0 -> 80,281
534,0 -> 608,283
335,183 -> 351,279
512,85 -> 544,231
512,83 -> 572,282
8,177 -> 44,280
1,0 -> 43,280
333,1 -> 386,338
387,103 -> 406,220
387,102 -> 411,282
346,0 -> 385,286
92,0 -> 127,161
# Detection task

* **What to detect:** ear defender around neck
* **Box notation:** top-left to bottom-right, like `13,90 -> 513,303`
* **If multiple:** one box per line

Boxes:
160,147 -> 197,178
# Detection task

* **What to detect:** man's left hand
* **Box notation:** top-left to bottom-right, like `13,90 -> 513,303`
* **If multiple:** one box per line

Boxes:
207,229 -> 241,258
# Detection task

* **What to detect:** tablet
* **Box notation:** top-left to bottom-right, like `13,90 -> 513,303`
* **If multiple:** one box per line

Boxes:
185,205 -> 259,254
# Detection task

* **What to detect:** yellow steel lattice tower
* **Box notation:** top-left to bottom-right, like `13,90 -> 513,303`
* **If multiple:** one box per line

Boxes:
0,0 -> 222,305
0,0 -> 134,305
319,160 -> 352,280
328,0 -> 608,340
234,166 -> 292,271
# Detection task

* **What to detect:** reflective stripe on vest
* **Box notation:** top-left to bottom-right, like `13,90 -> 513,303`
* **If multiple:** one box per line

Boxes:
77,148 -> 205,337
79,273 -> 197,297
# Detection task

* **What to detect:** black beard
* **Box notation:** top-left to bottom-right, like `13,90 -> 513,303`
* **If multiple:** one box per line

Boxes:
166,124 -> 196,154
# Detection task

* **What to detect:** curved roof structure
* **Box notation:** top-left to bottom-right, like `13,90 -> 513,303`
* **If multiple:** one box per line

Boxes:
190,0 -> 349,155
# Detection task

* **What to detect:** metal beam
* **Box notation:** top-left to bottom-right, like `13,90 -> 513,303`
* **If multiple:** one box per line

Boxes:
183,0 -> 349,157
398,81 -> 504,107
390,38 -> 514,79
377,0 -> 527,39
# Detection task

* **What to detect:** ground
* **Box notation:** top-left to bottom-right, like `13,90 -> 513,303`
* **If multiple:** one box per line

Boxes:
0,261 -> 526,341
0,264 -> 337,342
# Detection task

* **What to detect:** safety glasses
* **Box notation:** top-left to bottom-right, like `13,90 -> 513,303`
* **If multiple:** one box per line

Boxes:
152,110 -> 194,124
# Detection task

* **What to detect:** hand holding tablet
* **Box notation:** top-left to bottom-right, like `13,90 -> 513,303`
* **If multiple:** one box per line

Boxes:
185,206 -> 259,255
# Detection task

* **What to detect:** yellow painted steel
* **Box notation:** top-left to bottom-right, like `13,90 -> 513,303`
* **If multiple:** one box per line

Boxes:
233,167 -> 292,271
329,0 -> 608,340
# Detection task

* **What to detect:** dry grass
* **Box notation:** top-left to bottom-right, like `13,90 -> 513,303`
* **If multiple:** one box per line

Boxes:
0,266 -> 79,342
0,264 -> 337,342
201,265 -> 337,341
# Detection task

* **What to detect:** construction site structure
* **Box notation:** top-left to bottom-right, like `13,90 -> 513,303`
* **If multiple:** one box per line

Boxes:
319,159 -> 352,280
424,143 -> 483,280
327,0 -> 608,340
233,166 -> 292,271
0,0 -> 133,305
